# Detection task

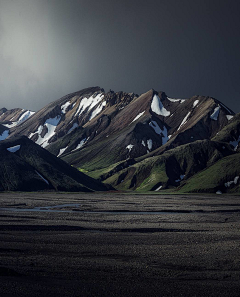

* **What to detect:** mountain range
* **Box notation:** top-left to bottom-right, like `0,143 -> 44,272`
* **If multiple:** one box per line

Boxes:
0,86 -> 239,193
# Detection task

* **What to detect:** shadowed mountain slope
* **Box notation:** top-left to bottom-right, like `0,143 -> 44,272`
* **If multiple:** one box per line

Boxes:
91,140 -> 235,191
0,136 -> 109,192
212,112 -> 240,152
178,153 -> 240,193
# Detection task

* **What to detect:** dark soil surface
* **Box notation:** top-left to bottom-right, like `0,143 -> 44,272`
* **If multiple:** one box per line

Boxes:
0,192 -> 240,296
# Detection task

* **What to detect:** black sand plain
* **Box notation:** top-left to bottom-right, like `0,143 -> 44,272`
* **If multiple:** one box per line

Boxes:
0,192 -> 240,297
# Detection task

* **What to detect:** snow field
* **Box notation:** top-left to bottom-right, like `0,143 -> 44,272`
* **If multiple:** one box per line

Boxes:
7,145 -> 21,153
0,129 -> 9,141
29,115 -> 61,148
210,106 -> 220,121
151,95 -> 170,116
149,121 -> 168,145
75,93 -> 104,117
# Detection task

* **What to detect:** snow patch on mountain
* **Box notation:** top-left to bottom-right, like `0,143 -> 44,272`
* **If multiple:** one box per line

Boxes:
126,144 -> 134,152
35,171 -> 49,185
225,176 -> 239,187
75,93 -> 104,116
167,97 -> 185,103
147,139 -> 152,150
226,115 -> 233,121
229,136 -> 240,151
151,95 -> 170,116
29,115 -> 61,148
0,129 -> 9,141
7,145 -> 21,153
61,101 -> 72,114
177,112 -> 191,131
57,146 -> 68,157
3,110 -> 35,128
149,121 -> 169,145
89,101 -> 107,121
73,138 -> 89,151
131,111 -> 145,123
155,185 -> 162,191
175,174 -> 185,182
3,122 -> 18,128
210,106 -> 220,121
193,100 -> 199,108
18,110 -> 35,124
67,123 -> 79,134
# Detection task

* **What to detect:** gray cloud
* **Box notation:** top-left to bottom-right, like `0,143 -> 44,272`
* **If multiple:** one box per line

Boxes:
0,0 -> 239,112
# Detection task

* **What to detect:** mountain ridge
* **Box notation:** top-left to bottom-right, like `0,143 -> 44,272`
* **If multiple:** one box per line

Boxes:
0,86 -> 238,193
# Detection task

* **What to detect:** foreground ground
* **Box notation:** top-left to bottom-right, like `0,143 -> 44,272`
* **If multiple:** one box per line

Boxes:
0,192 -> 240,296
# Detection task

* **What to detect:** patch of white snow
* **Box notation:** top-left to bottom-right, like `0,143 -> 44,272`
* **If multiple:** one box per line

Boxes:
131,111 -> 145,123
175,174 -> 185,182
7,145 -> 21,153
89,101 -> 106,121
193,100 -> 199,108
167,97 -> 185,103
177,112 -> 191,131
151,95 -> 170,116
61,101 -> 72,114
75,93 -> 104,116
147,139 -> 152,150
30,116 -> 61,148
73,138 -> 88,151
0,129 -> 9,141
229,136 -> 240,151
226,115 -> 233,120
210,106 -> 220,121
3,122 -> 18,128
57,146 -> 68,157
67,123 -> 78,134
35,171 -> 49,185
126,144 -> 134,152
149,121 -> 169,145
225,176 -> 239,187
18,110 -> 35,124
155,185 -> 162,191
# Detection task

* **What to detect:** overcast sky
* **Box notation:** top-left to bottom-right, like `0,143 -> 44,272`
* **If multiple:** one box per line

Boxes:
0,0 -> 240,112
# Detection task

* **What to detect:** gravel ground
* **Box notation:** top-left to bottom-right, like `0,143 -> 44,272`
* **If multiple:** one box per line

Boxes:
0,192 -> 240,296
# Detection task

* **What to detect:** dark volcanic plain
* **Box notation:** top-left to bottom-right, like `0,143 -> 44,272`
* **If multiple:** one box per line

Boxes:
0,192 -> 240,297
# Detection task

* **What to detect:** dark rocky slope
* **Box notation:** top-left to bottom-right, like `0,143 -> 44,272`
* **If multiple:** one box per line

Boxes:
98,140 -> 235,191
0,136 -> 109,192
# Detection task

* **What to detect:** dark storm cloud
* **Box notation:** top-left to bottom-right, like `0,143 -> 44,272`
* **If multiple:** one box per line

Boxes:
0,0 -> 239,112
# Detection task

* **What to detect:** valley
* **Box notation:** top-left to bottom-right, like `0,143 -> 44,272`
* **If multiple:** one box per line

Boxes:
0,192 -> 240,296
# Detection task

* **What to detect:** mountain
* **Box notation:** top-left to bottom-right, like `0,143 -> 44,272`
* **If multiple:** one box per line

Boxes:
0,136 -> 109,192
6,87 -> 234,169
178,153 -> 240,193
212,112 -> 240,152
0,107 -> 35,129
93,140 -> 235,191
1,86 -> 238,193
